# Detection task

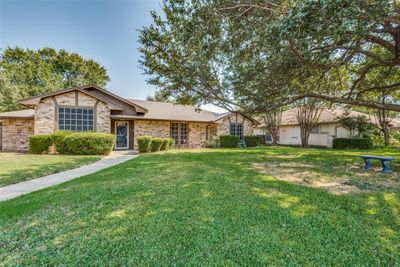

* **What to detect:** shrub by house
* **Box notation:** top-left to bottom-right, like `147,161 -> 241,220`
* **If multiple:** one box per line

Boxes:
244,136 -> 260,147
168,138 -> 175,149
219,135 -> 240,148
138,136 -> 152,153
333,138 -> 373,149
29,135 -> 52,154
51,131 -> 74,154
138,136 -> 175,153
160,138 -> 170,151
150,138 -> 164,152
57,132 -> 115,155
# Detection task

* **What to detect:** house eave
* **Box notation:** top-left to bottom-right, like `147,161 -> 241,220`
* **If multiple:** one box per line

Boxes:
0,116 -> 34,119
110,115 -> 217,123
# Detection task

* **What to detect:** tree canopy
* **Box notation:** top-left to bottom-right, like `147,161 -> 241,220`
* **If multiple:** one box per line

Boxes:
139,0 -> 400,112
0,47 -> 110,111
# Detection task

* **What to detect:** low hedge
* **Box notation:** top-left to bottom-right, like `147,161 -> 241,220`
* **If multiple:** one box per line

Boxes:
160,138 -> 170,151
61,132 -> 116,155
168,138 -> 175,149
137,136 -> 152,153
244,135 -> 260,147
138,136 -> 174,153
220,135 -> 240,148
29,135 -> 52,154
52,131 -> 73,154
333,138 -> 373,149
150,138 -> 164,152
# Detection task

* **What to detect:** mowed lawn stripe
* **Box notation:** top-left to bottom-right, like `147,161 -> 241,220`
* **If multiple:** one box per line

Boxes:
0,153 -> 101,186
0,147 -> 399,265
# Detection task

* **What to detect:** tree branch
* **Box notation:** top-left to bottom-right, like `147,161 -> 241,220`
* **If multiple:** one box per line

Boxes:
251,92 -> 400,113
219,3 -> 287,14
356,82 -> 400,98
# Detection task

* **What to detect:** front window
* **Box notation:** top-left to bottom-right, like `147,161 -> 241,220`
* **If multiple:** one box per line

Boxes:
171,122 -> 188,145
229,123 -> 243,139
58,107 -> 94,131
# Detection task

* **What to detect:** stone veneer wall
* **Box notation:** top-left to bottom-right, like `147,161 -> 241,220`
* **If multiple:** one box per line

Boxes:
133,120 -> 211,149
134,120 -> 170,149
34,91 -> 110,134
96,101 -> 110,133
34,97 -> 56,134
1,119 -> 34,151
188,122 -> 208,148
217,113 -> 254,136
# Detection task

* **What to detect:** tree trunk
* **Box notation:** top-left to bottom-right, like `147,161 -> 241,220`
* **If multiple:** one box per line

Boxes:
383,122 -> 390,146
269,128 -> 279,145
376,106 -> 391,147
300,127 -> 309,147
271,133 -> 278,145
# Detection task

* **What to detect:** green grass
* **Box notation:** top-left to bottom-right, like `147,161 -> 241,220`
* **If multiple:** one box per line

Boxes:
0,147 -> 399,265
0,152 -> 101,186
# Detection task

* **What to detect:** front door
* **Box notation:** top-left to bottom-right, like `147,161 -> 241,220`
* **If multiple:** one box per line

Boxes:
115,121 -> 129,149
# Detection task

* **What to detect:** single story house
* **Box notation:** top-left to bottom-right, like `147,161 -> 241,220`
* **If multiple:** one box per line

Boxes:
0,85 -> 259,151
253,108 -> 400,147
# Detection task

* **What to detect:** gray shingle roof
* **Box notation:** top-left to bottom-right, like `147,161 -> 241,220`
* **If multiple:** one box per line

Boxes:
126,99 -> 221,122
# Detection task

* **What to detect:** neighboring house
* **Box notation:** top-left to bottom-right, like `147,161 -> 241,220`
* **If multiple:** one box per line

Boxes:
254,108 -> 400,147
0,85 -> 258,151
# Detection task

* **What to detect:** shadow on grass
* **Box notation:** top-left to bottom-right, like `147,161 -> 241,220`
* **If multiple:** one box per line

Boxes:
0,148 -> 399,265
0,156 -> 100,186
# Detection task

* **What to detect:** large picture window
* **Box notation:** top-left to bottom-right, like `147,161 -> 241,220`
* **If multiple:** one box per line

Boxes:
58,107 -> 94,131
229,123 -> 243,139
171,122 -> 188,145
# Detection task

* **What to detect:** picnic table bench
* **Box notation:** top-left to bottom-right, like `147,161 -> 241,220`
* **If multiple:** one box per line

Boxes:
360,155 -> 395,173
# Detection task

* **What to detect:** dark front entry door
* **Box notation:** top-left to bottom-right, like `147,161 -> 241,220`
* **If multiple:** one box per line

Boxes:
115,121 -> 128,149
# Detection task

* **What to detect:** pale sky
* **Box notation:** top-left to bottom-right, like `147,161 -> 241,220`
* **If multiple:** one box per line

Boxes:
0,0 -> 227,113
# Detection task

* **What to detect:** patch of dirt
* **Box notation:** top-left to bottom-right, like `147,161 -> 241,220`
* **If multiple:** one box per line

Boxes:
253,162 -> 371,195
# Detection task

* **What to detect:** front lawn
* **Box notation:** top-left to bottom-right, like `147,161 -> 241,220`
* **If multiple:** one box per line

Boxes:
0,153 -> 101,186
0,147 -> 399,265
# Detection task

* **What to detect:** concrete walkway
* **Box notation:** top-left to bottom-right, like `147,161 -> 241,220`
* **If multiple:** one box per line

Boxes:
0,150 -> 138,202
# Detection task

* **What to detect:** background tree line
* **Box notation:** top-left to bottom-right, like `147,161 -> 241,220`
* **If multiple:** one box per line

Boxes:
0,47 -> 110,112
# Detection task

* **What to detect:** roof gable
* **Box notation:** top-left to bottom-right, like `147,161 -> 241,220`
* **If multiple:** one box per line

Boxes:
18,85 -> 148,113
213,112 -> 261,125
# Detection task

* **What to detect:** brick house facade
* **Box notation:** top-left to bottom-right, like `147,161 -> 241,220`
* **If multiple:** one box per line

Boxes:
0,85 -> 259,151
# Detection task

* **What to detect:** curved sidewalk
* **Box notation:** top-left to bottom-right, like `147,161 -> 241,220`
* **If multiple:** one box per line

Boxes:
0,151 -> 138,202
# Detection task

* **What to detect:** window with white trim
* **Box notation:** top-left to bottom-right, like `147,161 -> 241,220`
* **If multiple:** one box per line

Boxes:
58,107 -> 94,131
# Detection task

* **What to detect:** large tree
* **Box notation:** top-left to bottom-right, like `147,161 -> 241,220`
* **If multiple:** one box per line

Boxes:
0,47 -> 110,111
139,0 -> 400,113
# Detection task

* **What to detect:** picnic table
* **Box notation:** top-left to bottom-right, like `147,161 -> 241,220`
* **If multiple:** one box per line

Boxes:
360,155 -> 395,173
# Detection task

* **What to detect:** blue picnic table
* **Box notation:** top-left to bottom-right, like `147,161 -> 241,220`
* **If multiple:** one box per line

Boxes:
360,155 -> 395,173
